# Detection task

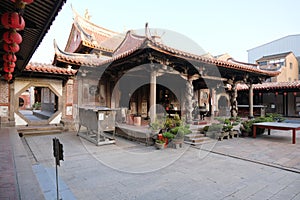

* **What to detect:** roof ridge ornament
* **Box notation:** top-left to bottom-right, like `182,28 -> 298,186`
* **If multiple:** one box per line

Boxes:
145,22 -> 150,38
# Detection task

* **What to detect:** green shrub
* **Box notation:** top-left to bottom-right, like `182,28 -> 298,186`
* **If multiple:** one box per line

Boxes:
240,116 -> 275,136
266,113 -> 285,122
170,126 -> 191,138
162,131 -> 175,139
207,123 -> 223,132
156,139 -> 165,144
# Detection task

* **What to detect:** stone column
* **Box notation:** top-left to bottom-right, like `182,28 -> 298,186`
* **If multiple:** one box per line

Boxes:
212,88 -> 217,117
249,83 -> 254,118
149,69 -> 157,123
111,80 -> 121,109
230,83 -> 238,118
186,79 -> 194,124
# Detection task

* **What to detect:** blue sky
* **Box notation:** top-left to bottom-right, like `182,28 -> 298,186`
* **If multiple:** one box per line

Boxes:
30,0 -> 300,63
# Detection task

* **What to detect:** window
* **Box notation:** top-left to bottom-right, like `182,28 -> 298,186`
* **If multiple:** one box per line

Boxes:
290,62 -> 293,69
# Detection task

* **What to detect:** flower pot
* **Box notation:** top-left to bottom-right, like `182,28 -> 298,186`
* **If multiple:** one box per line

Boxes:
155,142 -> 165,150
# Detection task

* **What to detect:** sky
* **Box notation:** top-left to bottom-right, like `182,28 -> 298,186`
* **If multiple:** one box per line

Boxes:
30,0 -> 300,64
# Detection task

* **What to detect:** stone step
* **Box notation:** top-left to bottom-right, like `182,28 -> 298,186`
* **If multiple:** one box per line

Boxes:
185,133 -> 205,139
19,129 -> 63,136
184,133 -> 213,145
17,125 -> 64,136
184,137 -> 213,145
186,136 -> 211,143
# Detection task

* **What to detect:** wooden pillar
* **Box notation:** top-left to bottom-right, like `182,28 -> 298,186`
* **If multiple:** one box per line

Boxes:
149,69 -> 157,122
283,92 -> 288,116
186,79 -> 194,124
249,83 -> 254,118
230,83 -> 238,118
210,88 -> 216,116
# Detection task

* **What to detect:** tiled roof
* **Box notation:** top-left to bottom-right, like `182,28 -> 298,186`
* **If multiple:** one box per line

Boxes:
237,81 -> 300,91
69,8 -> 124,52
25,63 -> 77,75
54,41 -> 107,66
256,52 -> 293,62
56,29 -> 280,78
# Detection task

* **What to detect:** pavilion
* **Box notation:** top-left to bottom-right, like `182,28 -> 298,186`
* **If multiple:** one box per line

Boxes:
52,9 -> 279,128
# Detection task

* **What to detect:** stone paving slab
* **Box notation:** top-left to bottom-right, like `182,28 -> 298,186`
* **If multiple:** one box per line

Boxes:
23,131 -> 300,200
201,129 -> 300,173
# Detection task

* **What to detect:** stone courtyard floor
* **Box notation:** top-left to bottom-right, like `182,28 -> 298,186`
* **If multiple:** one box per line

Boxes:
19,129 -> 300,200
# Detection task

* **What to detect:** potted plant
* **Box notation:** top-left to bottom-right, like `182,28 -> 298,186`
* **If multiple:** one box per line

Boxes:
149,119 -> 164,135
204,123 -> 223,139
170,125 -> 191,148
155,139 -> 166,150
162,131 -> 175,147
219,123 -> 232,140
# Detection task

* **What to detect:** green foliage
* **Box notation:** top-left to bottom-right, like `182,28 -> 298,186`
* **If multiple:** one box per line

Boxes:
149,120 -> 164,130
206,123 -> 223,132
165,117 -> 174,129
162,131 -> 175,139
155,139 -> 165,144
214,117 -> 225,123
222,124 -> 233,132
232,121 -> 240,126
240,115 -> 276,136
229,116 -> 241,122
224,118 -> 231,125
32,102 -> 41,110
203,125 -> 210,132
266,113 -> 285,122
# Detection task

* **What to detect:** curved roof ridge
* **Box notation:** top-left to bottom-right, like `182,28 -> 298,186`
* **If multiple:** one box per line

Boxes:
113,30 -> 147,56
25,62 -> 77,75
227,58 -> 258,67
72,6 -> 120,37
146,38 -> 280,76
54,41 -> 108,66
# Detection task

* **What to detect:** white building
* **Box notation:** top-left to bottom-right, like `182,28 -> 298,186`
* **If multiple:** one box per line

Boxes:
247,34 -> 300,64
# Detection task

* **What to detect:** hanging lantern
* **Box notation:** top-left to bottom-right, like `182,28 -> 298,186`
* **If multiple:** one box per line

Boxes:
3,42 -> 20,53
1,12 -> 25,30
294,92 -> 297,96
11,0 -> 34,9
275,92 -> 278,96
3,30 -> 23,44
4,61 -> 16,69
3,53 -> 17,62
3,62 -> 16,73
4,73 -> 13,81
283,92 -> 287,96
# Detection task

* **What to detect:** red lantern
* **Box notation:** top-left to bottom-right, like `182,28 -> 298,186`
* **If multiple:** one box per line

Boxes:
1,12 -> 25,30
284,92 -> 287,96
3,53 -> 17,62
4,61 -> 16,69
3,62 -> 16,73
3,42 -> 20,53
4,73 -> 13,81
294,92 -> 297,96
3,30 -> 22,44
275,92 -> 278,96
11,0 -> 34,9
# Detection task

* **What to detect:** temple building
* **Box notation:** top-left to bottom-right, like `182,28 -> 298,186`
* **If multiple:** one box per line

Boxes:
53,9 -> 278,127
1,8 -> 279,129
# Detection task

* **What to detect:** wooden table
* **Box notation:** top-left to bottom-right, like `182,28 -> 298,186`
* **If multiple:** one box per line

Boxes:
253,122 -> 300,144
